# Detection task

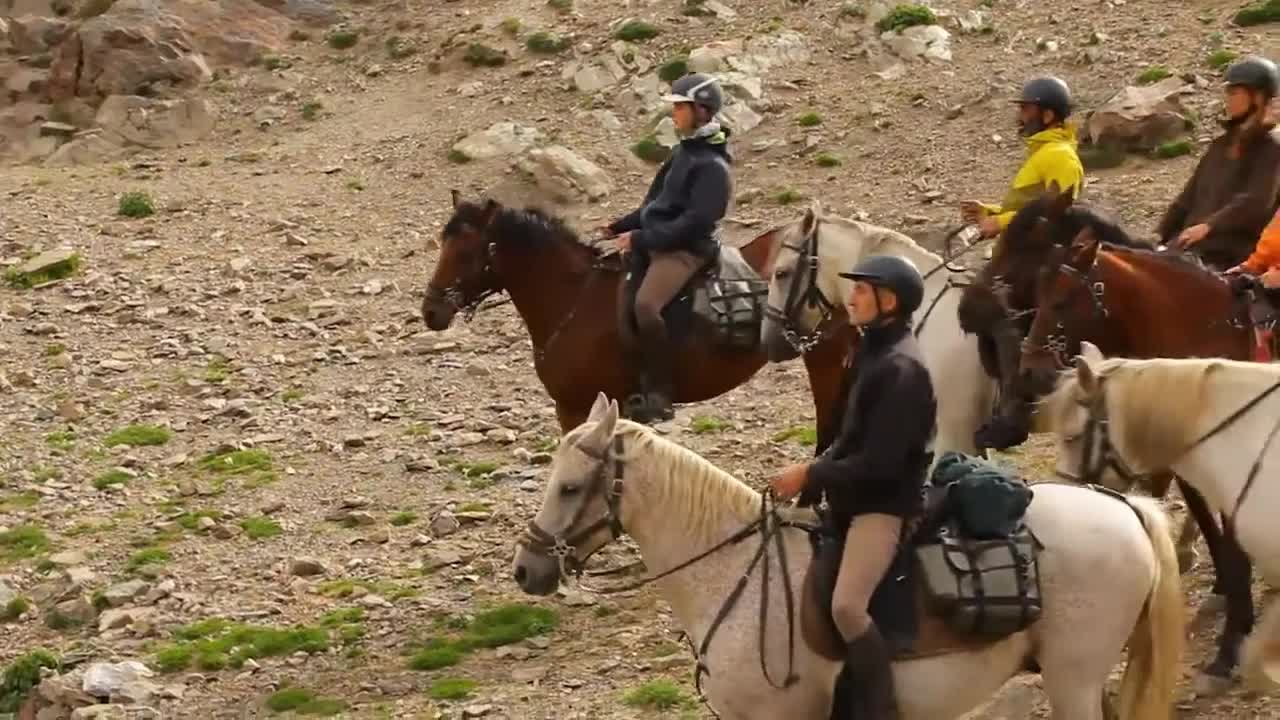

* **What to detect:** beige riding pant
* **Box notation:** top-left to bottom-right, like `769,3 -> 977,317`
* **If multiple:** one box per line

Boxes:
831,513 -> 904,642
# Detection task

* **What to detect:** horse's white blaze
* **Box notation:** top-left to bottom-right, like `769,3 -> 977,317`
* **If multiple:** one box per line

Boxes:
762,204 -> 994,458
517,411 -> 1183,719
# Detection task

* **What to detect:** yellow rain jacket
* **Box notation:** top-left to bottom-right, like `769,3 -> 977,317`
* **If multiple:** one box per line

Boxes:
980,125 -> 1085,231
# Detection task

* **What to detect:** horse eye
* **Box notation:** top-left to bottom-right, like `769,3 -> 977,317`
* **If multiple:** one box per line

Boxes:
774,268 -> 790,280
560,484 -> 580,497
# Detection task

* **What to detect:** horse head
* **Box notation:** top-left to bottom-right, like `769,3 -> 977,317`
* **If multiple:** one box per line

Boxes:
513,392 -> 623,595
422,190 -> 504,330
1020,224 -> 1106,396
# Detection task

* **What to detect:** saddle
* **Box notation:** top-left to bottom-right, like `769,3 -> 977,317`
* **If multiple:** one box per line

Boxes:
1228,275 -> 1280,361
800,455 -> 1043,663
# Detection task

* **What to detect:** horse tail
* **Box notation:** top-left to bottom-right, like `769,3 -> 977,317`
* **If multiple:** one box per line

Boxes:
1116,494 -> 1186,720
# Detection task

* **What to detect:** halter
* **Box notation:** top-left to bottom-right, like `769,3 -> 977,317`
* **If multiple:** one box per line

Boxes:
1020,252 -> 1108,370
764,223 -> 838,353
518,430 -> 817,717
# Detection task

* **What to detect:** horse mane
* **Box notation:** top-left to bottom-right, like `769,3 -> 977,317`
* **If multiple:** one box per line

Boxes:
449,199 -> 621,260
1043,356 -> 1259,469
814,213 -> 944,267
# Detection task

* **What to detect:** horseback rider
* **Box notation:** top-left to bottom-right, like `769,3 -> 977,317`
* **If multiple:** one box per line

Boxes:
1158,55 -> 1280,271
959,75 -> 1085,238
603,72 -> 734,424
957,75 -> 1085,451
1226,203 -> 1280,361
771,255 -> 937,720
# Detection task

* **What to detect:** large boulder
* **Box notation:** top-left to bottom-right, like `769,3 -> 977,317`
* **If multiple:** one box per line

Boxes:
1085,77 -> 1195,150
515,145 -> 612,203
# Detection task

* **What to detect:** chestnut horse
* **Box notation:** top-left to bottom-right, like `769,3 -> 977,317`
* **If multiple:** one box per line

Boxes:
421,192 -> 850,441
1018,208 -> 1257,695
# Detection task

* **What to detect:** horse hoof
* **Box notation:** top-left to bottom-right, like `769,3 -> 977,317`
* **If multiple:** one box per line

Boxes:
1176,547 -> 1199,574
1193,671 -> 1236,698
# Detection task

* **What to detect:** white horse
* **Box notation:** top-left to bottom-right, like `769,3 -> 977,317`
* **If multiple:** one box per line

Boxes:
512,392 -> 1184,720
760,202 -> 995,459
1041,341 -> 1280,693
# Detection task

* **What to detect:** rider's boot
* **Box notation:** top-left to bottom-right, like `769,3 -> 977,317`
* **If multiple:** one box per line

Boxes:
844,623 -> 900,720
639,335 -> 675,423
1255,328 -> 1274,363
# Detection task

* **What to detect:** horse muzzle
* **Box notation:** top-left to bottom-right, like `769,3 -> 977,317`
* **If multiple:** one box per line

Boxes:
761,318 -> 802,362
511,545 -> 563,596
421,290 -> 457,331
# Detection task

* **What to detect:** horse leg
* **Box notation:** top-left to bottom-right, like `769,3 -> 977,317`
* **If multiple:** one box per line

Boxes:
1241,595 -> 1280,693
554,403 -> 588,435
1183,482 -> 1255,696
1176,511 -> 1203,574
1179,482 -> 1224,592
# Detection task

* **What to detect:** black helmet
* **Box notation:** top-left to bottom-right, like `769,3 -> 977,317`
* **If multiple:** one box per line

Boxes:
1224,55 -> 1279,98
838,255 -> 925,317
1014,76 -> 1073,119
663,73 -> 725,115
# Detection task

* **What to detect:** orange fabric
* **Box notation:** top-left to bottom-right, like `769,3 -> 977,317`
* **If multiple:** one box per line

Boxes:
1241,207 -> 1280,274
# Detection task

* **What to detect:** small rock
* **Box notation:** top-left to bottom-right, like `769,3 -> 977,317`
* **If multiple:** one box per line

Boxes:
103,580 -> 150,607
462,705 -> 493,718
290,557 -> 327,577
430,511 -> 461,538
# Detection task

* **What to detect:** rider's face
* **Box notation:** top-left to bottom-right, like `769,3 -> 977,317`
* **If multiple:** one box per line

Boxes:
672,102 -> 696,132
1016,102 -> 1047,133
847,282 -> 898,326
1224,85 -> 1256,120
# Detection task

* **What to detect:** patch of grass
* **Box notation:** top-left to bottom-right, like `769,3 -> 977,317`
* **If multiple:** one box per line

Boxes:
93,469 -> 132,490
690,416 -> 729,434
204,355 -> 230,383
385,36 -> 417,60
76,0 -> 115,18
447,148 -> 472,164
1136,66 -> 1172,85
126,547 -> 170,573
875,4 -> 937,33
288,28 -> 310,41
260,55 -> 291,71
318,579 -> 417,601
1078,143 -> 1128,170
346,178 -> 366,191
797,112 -> 822,127
104,424 -> 171,448
429,678 -> 476,700
0,492 -> 40,511
1,597 -> 29,621
199,448 -> 272,477
615,20 -> 661,41
499,17 -> 522,35
632,135 -> 671,163
282,388 -> 305,403
1207,48 -> 1238,70
456,501 -> 490,514
1234,0 -> 1280,26
152,618 -> 331,674
772,425 -> 817,446
0,526 -> 50,563
463,43 -> 508,67
4,252 -> 82,288
175,509 -> 223,532
526,31 -> 569,54
682,0 -> 713,16
0,650 -> 60,712
1154,139 -> 1193,159
266,687 -> 347,715
775,188 -> 804,205
403,422 -> 431,436
815,152 -> 842,167
240,516 -> 283,539
838,2 -> 865,19
118,191 -> 154,218
301,101 -> 323,120
390,511 -> 418,527
548,0 -> 572,10
658,57 -> 689,83
327,30 -> 358,50
45,430 -> 75,450
409,603 -> 559,671
622,679 -> 692,710
453,461 -> 498,479
44,343 -> 65,356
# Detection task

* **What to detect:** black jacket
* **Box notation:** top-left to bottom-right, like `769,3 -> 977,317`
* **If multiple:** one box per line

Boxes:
608,127 -> 733,262
800,320 -> 937,526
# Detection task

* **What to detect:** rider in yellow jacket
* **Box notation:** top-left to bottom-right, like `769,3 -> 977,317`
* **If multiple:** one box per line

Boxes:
962,77 -> 1086,238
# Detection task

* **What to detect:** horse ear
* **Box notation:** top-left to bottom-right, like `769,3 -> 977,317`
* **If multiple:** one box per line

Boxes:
587,392 -> 610,423
1045,182 -> 1073,218
801,202 -> 820,238
1074,353 -> 1099,395
582,397 -> 619,448
478,198 -> 500,227
1067,226 -> 1100,266
450,189 -> 461,208
1078,340 -> 1104,364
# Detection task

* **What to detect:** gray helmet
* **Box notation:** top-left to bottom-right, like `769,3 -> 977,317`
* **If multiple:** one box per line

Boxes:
1014,76 -> 1072,119
662,73 -> 725,115
1225,55 -> 1279,98
838,255 -> 925,317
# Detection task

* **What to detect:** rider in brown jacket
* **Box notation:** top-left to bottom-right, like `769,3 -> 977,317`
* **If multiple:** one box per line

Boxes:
1159,56 -> 1280,270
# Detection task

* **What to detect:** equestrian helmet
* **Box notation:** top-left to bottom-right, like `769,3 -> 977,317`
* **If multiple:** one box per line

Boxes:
1014,76 -> 1073,119
1225,55 -> 1280,98
662,73 -> 725,115
838,255 -> 925,316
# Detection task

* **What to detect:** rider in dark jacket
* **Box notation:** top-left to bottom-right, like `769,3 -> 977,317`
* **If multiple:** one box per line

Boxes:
771,255 -> 937,720
605,72 -> 734,424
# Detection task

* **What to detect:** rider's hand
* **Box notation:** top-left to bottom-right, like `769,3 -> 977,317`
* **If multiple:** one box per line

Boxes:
614,232 -> 632,252
597,225 -> 617,239
977,215 -> 1001,238
1263,268 -> 1280,289
1225,265 -> 1245,275
960,200 -> 982,223
1176,223 -> 1210,248
769,464 -> 809,501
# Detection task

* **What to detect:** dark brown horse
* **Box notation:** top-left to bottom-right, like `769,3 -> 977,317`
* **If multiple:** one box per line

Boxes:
1019,206 -> 1256,694
421,192 -> 851,442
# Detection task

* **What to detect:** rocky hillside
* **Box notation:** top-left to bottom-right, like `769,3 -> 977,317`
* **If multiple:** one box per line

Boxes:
0,0 -> 1277,718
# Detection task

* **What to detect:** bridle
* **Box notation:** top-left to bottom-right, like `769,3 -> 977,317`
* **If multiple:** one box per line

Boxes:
518,429 -> 818,715
1020,247 -> 1109,371
764,224 -> 839,353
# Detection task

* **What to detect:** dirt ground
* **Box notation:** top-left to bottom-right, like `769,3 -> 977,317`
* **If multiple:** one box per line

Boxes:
2,0 -> 1279,717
